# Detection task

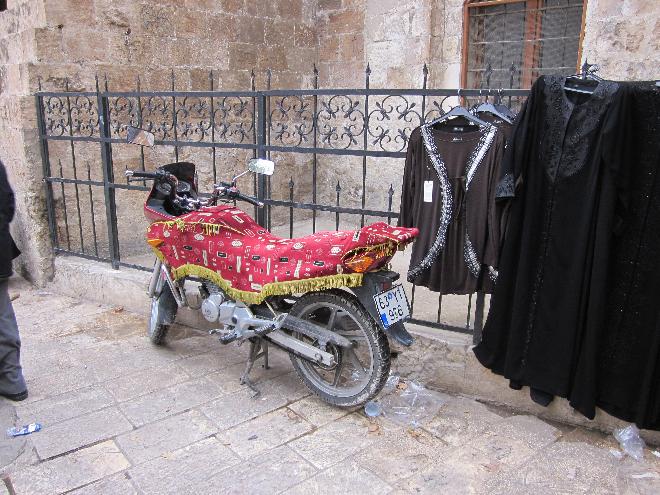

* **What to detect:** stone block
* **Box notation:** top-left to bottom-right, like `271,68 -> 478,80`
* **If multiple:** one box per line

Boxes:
129,437 -> 241,494
11,441 -> 130,495
257,45 -> 289,71
327,9 -> 364,35
318,0 -> 343,11
139,4 -> 175,38
118,375 -> 225,427
175,8 -> 210,38
286,48 -> 316,74
33,28 -> 64,64
265,19 -> 296,47
116,409 -> 218,465
224,408 -> 313,458
30,407 -> 133,459
245,3 -> 280,19
43,0 -> 95,28
222,0 -> 245,15
294,23 -> 316,47
229,17 -> 265,44
278,0 -> 303,20
229,43 -> 259,70
284,458 -> 392,494
62,29 -> 112,64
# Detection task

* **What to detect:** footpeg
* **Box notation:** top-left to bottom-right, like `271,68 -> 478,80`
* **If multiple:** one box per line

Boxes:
219,330 -> 240,344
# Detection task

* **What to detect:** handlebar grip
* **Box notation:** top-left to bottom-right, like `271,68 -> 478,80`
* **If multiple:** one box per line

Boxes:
236,193 -> 264,208
126,170 -> 160,179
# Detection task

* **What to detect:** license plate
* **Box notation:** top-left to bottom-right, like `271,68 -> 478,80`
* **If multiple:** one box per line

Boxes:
373,284 -> 411,329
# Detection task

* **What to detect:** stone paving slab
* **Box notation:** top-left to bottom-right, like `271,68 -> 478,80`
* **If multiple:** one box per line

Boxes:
224,408 -> 314,458
3,279 -> 660,494
118,376 -> 225,427
10,441 -> 129,494
103,361 -> 192,403
68,473 -> 138,495
116,409 -> 218,465
284,458 -> 393,495
15,386 -> 115,427
128,437 -> 241,494
30,406 -> 133,460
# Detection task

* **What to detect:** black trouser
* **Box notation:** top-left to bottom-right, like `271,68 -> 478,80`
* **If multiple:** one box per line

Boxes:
0,280 -> 26,395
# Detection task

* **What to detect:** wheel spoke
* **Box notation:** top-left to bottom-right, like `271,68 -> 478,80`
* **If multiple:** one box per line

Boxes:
331,359 -> 345,387
345,348 -> 367,379
326,308 -> 338,330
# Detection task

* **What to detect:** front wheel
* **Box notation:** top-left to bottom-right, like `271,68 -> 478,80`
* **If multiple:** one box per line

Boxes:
288,290 -> 390,407
147,283 -> 177,345
148,296 -> 169,345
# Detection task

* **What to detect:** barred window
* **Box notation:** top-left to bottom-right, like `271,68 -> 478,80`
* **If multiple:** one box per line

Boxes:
462,0 -> 586,89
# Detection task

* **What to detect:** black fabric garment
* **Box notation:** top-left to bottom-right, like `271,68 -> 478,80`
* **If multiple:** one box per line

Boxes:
594,82 -> 660,430
398,121 -> 505,294
473,75 -> 622,416
0,161 -> 20,281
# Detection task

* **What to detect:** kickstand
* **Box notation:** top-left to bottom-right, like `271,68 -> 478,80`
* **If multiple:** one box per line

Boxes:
240,338 -> 269,398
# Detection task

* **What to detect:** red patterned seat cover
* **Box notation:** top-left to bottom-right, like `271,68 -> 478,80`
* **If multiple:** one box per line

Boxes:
147,205 -> 418,304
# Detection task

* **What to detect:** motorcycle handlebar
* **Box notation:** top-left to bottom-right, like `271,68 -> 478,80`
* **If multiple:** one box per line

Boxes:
235,192 -> 264,208
125,170 -> 159,179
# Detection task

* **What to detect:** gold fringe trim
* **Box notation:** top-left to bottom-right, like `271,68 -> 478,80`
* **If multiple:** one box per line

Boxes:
150,245 -> 166,263
170,263 -> 363,305
151,219 -> 243,236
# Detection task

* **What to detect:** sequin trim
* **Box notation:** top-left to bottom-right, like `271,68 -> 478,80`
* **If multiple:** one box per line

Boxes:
463,232 -> 481,277
488,266 -> 498,282
465,124 -> 497,190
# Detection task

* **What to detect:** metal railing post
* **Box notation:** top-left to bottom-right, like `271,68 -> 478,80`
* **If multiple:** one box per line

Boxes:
256,93 -> 268,228
96,77 -> 120,269
35,93 -> 59,250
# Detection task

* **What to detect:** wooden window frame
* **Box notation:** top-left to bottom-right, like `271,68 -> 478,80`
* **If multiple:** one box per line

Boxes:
460,0 -> 589,89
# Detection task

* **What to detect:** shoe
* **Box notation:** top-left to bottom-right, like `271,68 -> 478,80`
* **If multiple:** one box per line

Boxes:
530,387 -> 553,407
0,390 -> 28,402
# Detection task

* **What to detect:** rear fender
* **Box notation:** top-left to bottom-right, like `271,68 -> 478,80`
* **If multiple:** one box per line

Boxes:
349,271 -> 414,347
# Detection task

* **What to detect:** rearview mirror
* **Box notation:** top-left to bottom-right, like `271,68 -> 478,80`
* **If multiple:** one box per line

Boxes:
127,126 -> 155,147
248,158 -> 275,176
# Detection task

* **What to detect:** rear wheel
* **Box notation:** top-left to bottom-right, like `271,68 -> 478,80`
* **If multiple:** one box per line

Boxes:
288,290 -> 390,407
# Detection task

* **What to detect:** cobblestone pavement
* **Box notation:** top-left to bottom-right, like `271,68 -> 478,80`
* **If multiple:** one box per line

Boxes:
0,277 -> 658,494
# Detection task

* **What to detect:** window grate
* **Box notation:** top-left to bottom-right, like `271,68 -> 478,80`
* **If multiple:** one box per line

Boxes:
464,0 -> 586,89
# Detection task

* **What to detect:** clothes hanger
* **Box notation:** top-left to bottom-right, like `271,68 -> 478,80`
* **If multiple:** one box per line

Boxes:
493,89 -> 516,120
473,90 -> 513,123
564,61 -> 602,94
429,90 -> 489,128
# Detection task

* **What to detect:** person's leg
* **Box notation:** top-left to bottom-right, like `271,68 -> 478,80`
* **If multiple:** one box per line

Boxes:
0,280 -> 27,399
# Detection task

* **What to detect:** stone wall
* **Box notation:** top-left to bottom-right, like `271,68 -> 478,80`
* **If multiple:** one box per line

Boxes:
580,0 -> 659,80
2,0 -> 659,283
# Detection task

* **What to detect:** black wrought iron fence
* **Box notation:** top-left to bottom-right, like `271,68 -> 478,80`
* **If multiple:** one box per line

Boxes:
36,65 -> 528,342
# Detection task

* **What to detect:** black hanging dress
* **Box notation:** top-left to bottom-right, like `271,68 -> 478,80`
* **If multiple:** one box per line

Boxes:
473,75 -> 621,415
595,82 -> 660,430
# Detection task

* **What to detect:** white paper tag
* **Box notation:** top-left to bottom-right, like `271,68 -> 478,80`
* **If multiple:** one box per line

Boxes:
423,181 -> 433,203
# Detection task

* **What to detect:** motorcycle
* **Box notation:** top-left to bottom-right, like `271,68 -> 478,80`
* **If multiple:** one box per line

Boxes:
125,126 -> 419,406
